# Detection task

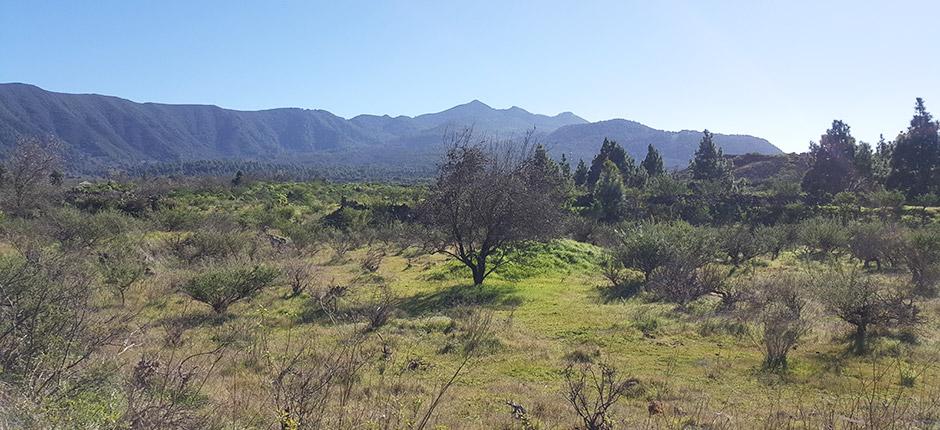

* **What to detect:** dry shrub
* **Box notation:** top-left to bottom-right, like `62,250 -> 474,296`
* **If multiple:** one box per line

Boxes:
122,348 -> 224,430
282,259 -> 316,298
562,361 -> 639,430
742,274 -> 812,371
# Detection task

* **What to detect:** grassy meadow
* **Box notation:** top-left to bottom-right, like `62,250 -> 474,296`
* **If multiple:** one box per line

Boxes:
2,177 -> 938,429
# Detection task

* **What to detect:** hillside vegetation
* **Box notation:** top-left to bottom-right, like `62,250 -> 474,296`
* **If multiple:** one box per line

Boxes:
0,99 -> 937,429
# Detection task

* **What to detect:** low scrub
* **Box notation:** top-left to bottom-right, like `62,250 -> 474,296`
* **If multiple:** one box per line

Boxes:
180,264 -> 280,314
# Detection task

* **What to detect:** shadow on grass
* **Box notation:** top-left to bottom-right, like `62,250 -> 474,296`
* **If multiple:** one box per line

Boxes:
399,282 -> 522,317
598,277 -> 645,303
158,308 -> 233,334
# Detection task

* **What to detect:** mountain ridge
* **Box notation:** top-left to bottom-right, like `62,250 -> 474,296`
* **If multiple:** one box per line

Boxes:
0,83 -> 782,174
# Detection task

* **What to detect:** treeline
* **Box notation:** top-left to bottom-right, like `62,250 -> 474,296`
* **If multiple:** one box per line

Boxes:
555,98 -> 939,227
87,159 -> 436,184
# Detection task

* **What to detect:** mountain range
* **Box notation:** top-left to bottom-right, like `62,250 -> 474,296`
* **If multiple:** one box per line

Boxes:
0,83 -> 782,175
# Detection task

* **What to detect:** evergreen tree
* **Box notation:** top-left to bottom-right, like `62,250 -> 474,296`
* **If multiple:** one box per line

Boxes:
873,134 -> 894,183
530,145 -> 565,190
641,144 -> 665,177
559,154 -> 572,179
232,170 -> 244,187
801,120 -> 859,199
888,98 -> 940,198
592,159 -> 627,223
854,141 -> 874,180
587,138 -> 637,186
689,130 -> 730,181
573,159 -> 589,186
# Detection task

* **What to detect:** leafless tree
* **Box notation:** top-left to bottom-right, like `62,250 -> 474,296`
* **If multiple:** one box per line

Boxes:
3,136 -> 63,215
421,129 -> 565,285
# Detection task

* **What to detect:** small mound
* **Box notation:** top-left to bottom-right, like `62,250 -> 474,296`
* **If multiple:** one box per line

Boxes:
494,239 -> 604,281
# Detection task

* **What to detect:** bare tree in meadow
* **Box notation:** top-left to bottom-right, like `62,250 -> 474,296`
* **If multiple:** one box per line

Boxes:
421,129 -> 565,285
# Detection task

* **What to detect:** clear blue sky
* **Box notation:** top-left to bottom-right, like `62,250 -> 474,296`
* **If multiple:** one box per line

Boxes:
2,1 -> 938,152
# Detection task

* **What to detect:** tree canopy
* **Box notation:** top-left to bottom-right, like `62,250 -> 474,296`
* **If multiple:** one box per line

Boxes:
888,98 -> 939,198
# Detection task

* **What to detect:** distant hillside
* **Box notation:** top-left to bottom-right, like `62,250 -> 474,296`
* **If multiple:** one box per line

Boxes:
0,83 -> 782,176
727,152 -> 810,185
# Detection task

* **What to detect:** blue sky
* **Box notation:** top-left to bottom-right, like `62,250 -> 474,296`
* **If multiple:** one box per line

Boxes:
2,1 -> 938,152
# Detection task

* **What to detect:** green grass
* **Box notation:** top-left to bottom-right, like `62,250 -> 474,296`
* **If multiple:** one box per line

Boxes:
8,181 -> 940,428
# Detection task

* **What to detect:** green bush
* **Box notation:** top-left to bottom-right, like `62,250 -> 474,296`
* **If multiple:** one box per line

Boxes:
815,270 -> 922,354
171,229 -> 253,264
48,207 -> 135,249
798,217 -> 849,259
756,223 -> 799,259
180,265 -> 280,313
153,205 -> 205,231
904,224 -> 940,297
718,224 -> 765,267
614,221 -> 716,283
99,242 -> 148,305
847,221 -> 905,270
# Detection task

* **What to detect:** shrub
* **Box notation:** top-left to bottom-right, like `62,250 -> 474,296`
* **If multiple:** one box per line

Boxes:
48,207 -> 134,249
756,223 -> 799,259
282,259 -> 316,298
743,275 -> 811,371
614,221 -> 706,282
562,362 -> 639,430
903,224 -> 940,297
847,221 -> 905,270
630,223 -> 718,305
358,285 -> 396,332
865,189 -> 905,219
718,224 -> 765,267
359,249 -> 385,273
649,262 -> 723,307
122,350 -> 222,429
816,270 -> 923,354
180,265 -> 280,314
170,229 -> 251,264
153,205 -> 205,231
798,217 -> 849,259
100,243 -> 148,305
0,249 -> 127,401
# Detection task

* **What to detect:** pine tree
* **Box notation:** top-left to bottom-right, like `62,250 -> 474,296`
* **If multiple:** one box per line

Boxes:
573,159 -> 588,186
689,130 -> 730,181
854,141 -> 874,180
888,98 -> 940,198
587,138 -> 637,186
801,120 -> 859,199
530,145 -> 565,192
641,144 -> 665,177
873,134 -> 894,183
592,160 -> 627,223
559,154 -> 572,179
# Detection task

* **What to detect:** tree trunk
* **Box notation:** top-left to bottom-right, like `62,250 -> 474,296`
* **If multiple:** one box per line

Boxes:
472,259 -> 486,285
853,324 -> 867,355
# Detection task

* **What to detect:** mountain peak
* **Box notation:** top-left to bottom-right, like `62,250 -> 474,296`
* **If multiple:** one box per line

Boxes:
461,99 -> 492,110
